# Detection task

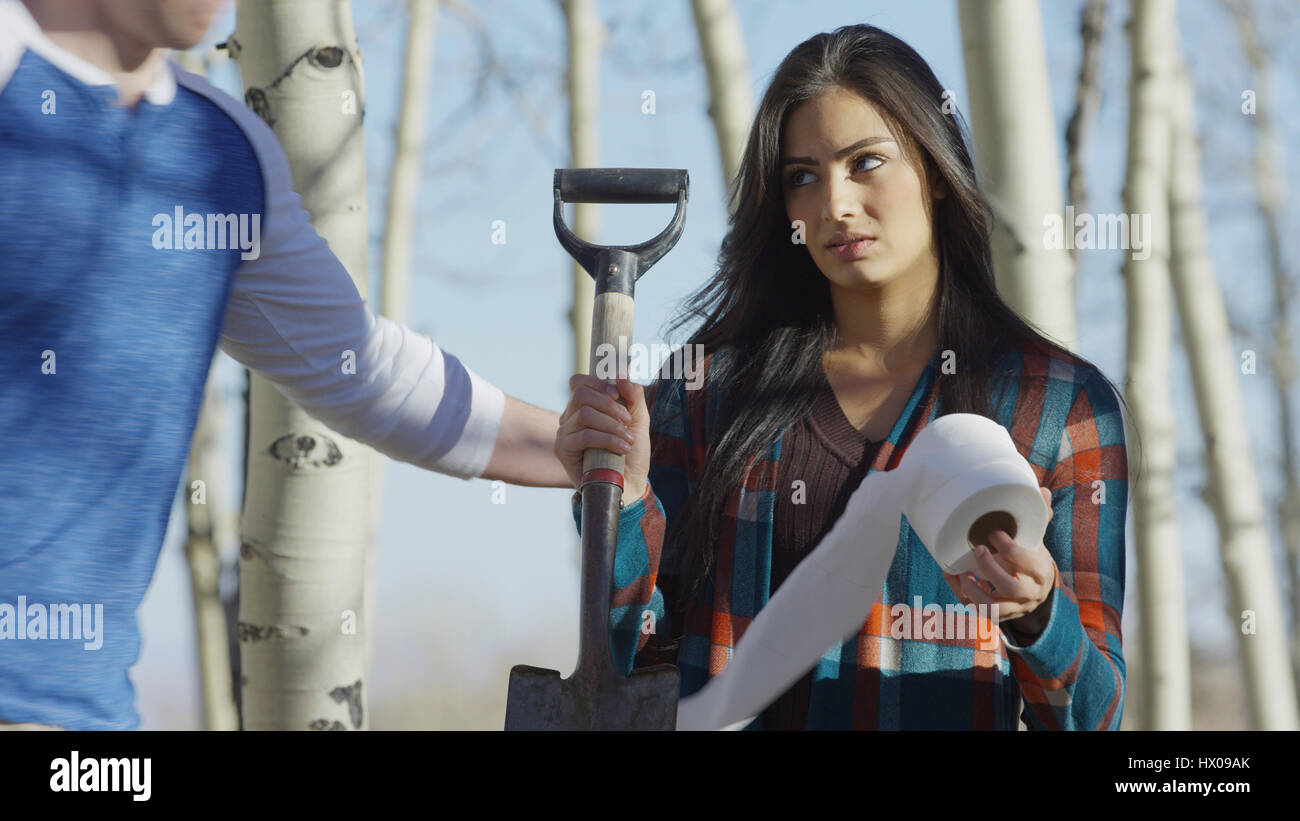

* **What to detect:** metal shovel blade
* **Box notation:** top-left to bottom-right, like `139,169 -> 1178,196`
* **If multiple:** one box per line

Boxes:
504,662 -> 679,731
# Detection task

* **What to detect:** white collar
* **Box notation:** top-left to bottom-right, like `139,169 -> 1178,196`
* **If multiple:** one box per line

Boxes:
0,0 -> 178,105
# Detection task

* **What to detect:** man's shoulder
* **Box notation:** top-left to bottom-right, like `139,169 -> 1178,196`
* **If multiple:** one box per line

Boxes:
171,63 -> 323,259
172,63 -> 281,174
0,0 -> 38,95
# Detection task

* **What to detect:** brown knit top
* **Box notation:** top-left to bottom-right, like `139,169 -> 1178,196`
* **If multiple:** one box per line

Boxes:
761,365 -> 886,730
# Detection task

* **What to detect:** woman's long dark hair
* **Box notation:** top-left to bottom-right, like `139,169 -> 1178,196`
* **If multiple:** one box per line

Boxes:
653,24 -> 1137,646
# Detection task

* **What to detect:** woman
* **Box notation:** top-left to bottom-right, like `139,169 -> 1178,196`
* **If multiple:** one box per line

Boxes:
556,24 -> 1132,730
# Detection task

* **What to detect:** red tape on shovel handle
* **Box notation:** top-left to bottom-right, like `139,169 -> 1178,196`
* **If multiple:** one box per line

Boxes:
580,468 -> 624,489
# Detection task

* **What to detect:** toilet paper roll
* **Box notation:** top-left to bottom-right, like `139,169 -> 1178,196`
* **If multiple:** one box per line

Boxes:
674,413 -> 1049,731
903,415 -> 1050,577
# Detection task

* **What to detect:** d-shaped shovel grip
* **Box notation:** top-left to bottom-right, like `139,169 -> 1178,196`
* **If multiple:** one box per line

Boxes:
557,167 -> 685,204
553,168 -> 689,292
553,168 -> 690,493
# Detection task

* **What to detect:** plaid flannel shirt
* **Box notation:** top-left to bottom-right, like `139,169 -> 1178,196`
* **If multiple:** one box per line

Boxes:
572,340 -> 1129,730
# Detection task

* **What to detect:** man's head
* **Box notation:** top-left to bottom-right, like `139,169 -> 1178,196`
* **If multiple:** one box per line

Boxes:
95,0 -> 225,50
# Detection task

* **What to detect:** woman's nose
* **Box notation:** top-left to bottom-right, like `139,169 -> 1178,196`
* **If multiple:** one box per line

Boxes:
820,173 -> 860,223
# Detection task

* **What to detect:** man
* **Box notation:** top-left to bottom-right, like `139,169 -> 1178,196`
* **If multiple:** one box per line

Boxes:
0,0 -> 568,729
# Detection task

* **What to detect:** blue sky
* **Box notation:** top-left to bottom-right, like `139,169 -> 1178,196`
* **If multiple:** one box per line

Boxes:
132,0 -> 1298,728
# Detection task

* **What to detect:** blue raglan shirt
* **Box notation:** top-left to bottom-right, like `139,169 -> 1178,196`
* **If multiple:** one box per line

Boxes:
0,46 -> 264,731
0,0 -> 507,729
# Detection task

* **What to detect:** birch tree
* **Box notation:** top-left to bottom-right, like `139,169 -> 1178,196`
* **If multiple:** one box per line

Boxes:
380,0 -> 439,328
562,0 -> 604,376
690,0 -> 752,211
184,359 -> 240,731
1063,0 -> 1107,267
1168,28 -> 1299,729
173,44 -> 243,731
1226,0 -> 1300,694
175,46 -> 210,77
230,1 -> 372,731
1122,0 -> 1189,730
371,0 -> 439,685
957,0 -> 1078,353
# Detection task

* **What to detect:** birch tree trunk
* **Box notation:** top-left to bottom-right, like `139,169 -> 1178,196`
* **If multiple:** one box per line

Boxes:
231,1 -> 373,731
176,47 -> 209,77
1167,43 -> 1299,729
380,0 -> 438,327
176,44 -> 241,732
1228,0 -> 1300,700
562,0 -> 603,376
958,0 -> 1078,353
690,0 -> 752,211
184,359 -> 240,731
1122,0 -> 1189,730
371,0 -> 439,697
1063,0 -> 1107,267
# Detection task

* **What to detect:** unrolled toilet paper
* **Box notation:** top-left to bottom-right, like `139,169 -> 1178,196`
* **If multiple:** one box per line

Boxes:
673,413 -> 1050,731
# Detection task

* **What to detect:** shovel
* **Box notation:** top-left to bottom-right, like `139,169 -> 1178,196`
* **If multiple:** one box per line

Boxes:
504,168 -> 689,730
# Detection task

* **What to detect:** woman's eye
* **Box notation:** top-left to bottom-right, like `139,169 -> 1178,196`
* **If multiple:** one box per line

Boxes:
853,154 -> 884,173
787,155 -> 882,188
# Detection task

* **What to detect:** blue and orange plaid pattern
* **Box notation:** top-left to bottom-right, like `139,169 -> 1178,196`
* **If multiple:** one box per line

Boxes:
573,340 -> 1129,730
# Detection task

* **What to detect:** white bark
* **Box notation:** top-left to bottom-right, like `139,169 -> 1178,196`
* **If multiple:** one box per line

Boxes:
175,47 -> 208,76
1227,0 -> 1300,702
371,0 -> 439,695
690,0 -> 752,210
1167,41 -> 1299,728
1063,0 -> 1106,266
562,0 -> 603,376
184,359 -> 240,731
380,0 -> 439,326
174,44 -> 241,732
1122,0 -> 1189,730
958,0 -> 1078,353
231,0 -> 373,731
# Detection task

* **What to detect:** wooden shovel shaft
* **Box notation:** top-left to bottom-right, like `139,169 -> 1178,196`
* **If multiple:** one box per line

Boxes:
576,262 -> 636,679
580,290 -> 635,478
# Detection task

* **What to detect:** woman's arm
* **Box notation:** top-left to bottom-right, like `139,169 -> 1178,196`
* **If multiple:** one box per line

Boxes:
1002,370 -> 1130,730
572,482 -> 671,673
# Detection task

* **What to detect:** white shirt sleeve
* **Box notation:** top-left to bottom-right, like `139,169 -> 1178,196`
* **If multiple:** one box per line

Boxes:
175,67 -> 504,480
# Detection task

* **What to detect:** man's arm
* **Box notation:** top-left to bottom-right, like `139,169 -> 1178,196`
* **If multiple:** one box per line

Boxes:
482,394 -> 568,487
176,68 -> 569,488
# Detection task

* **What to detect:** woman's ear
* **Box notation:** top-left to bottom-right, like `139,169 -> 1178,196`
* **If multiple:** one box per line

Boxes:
923,160 -> 947,200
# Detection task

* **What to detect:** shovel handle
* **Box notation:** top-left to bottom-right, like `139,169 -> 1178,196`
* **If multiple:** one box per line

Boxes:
553,168 -> 689,285
581,288 -> 635,480
556,168 -> 687,204
574,280 -> 635,684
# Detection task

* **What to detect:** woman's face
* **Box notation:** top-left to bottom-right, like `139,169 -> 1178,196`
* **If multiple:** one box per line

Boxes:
781,86 -> 940,293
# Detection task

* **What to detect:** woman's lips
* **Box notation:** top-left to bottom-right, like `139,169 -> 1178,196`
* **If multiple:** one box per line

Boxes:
828,237 -> 876,260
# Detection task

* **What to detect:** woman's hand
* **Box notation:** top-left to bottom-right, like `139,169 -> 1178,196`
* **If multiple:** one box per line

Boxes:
943,486 -> 1057,640
554,375 -> 651,506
